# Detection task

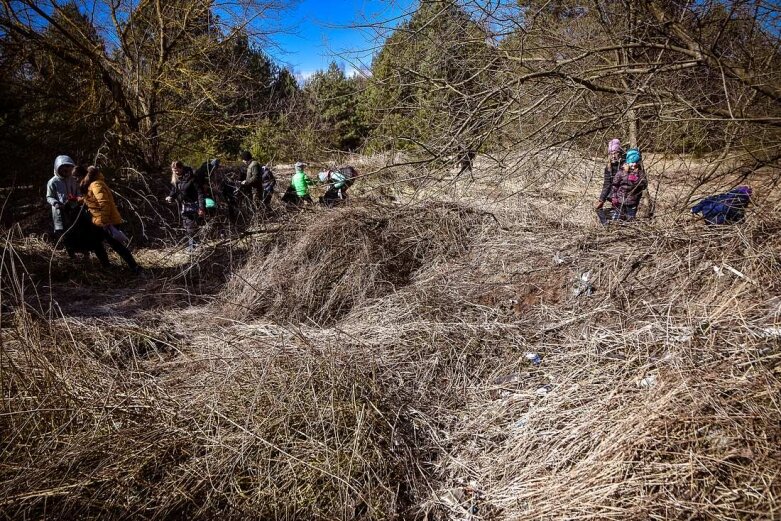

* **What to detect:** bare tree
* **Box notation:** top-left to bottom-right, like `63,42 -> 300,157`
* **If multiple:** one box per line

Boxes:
360,0 -> 781,199
0,0 -> 291,171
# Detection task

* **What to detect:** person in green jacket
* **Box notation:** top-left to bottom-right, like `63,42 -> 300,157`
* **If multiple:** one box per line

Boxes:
282,162 -> 314,206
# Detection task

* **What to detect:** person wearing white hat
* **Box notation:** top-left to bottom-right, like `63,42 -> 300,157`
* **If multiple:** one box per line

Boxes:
318,165 -> 358,207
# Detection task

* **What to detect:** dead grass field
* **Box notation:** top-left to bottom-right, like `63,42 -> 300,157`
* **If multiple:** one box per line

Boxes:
1,152 -> 779,520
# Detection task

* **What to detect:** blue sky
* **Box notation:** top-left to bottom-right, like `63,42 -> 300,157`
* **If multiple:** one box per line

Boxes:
267,0 -> 416,82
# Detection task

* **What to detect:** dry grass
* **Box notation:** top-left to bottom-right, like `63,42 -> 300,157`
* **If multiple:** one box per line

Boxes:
1,152 -> 779,520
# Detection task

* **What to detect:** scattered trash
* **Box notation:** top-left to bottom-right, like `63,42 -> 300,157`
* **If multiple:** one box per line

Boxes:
713,264 -> 758,285
435,488 -> 464,509
524,352 -> 541,366
490,373 -> 522,399
572,270 -> 593,296
637,374 -> 657,389
513,416 -> 528,429
492,373 -> 521,385
553,251 -> 566,265
535,385 -> 552,397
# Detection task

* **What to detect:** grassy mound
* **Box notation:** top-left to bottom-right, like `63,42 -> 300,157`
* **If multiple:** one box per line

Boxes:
221,201 -> 493,325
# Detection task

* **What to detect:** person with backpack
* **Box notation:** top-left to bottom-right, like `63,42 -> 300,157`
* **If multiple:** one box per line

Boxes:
166,160 -> 205,252
318,165 -> 357,207
691,186 -> 752,225
194,158 -> 219,216
240,151 -> 276,214
282,162 -> 314,206
75,166 -> 140,273
595,138 -> 625,224
46,155 -> 80,243
610,148 -> 647,221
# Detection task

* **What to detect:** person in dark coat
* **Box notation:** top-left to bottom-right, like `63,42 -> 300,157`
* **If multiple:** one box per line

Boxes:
610,148 -> 647,221
456,146 -> 476,178
595,138 -> 625,224
240,151 -> 276,215
194,159 -> 219,217
166,160 -> 205,252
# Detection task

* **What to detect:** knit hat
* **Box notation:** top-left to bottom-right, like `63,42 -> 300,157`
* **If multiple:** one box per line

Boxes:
240,151 -> 252,162
734,185 -> 753,196
625,148 -> 641,164
295,162 -> 306,172
608,139 -> 621,154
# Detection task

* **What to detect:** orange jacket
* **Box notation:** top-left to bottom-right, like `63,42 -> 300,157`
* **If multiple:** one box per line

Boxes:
84,174 -> 123,226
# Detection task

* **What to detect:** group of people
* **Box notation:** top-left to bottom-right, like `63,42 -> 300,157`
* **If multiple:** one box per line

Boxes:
46,155 -> 140,273
594,139 -> 649,223
46,151 -> 360,268
594,138 -> 752,225
45,142 -> 752,272
165,152 -> 359,251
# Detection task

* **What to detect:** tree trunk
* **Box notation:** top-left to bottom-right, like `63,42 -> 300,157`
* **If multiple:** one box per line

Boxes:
627,107 -> 638,148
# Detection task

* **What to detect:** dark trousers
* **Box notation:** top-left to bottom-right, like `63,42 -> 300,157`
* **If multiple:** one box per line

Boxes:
93,229 -> 138,269
597,204 -> 638,224
282,186 -> 312,206
319,186 -> 347,207
253,188 -> 274,214
182,214 -> 200,247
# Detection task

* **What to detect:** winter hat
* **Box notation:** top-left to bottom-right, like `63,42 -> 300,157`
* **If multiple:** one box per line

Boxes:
734,185 -> 753,196
625,148 -> 641,164
295,162 -> 306,172
608,139 -> 621,154
53,155 -> 75,176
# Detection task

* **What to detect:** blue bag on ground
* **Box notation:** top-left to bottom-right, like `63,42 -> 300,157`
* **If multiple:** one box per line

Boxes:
691,186 -> 752,225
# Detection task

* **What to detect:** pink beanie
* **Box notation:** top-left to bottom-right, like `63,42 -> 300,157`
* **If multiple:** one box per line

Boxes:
608,139 -> 622,154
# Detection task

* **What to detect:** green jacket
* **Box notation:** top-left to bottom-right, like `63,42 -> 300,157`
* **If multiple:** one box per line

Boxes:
291,170 -> 313,196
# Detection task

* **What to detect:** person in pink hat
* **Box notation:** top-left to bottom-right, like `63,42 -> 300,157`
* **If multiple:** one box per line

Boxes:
595,138 -> 625,224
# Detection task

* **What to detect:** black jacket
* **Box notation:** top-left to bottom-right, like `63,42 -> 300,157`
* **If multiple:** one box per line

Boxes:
169,168 -> 205,210
599,160 -> 624,202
